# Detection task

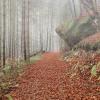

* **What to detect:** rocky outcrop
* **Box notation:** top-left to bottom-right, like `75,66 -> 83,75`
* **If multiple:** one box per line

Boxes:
56,16 -> 97,49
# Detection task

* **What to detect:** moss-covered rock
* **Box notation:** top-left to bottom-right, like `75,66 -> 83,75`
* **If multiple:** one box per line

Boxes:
56,16 -> 97,49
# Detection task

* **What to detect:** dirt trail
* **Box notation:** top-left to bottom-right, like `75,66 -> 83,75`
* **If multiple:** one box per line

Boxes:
11,53 -> 100,100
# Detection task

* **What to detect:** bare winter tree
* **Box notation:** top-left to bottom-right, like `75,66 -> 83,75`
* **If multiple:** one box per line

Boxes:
81,0 -> 100,31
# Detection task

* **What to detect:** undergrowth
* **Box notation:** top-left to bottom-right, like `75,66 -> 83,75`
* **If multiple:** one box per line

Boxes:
64,50 -> 100,87
0,54 -> 42,99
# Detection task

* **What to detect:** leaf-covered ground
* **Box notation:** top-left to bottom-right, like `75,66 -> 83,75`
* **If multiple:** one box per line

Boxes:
10,53 -> 100,100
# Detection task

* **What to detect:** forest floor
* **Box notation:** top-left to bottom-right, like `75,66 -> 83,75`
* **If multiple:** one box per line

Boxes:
10,52 -> 100,100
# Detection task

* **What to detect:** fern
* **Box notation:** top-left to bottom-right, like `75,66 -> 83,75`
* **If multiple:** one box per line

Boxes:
5,94 -> 13,100
91,65 -> 97,76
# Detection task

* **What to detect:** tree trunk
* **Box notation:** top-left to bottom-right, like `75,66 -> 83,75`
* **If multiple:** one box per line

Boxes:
3,0 -> 6,66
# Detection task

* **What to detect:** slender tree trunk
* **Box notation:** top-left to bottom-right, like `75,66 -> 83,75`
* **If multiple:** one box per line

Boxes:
40,16 -> 43,52
27,0 -> 30,59
22,0 -> 27,60
9,0 -> 12,58
72,0 -> 76,18
3,0 -> 6,66
16,0 -> 19,60
0,0 -> 2,62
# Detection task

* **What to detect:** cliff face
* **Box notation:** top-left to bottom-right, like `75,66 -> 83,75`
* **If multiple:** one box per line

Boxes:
56,16 -> 97,49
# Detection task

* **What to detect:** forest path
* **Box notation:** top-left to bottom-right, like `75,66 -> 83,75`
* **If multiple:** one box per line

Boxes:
11,53 -> 100,100
11,52 -> 70,100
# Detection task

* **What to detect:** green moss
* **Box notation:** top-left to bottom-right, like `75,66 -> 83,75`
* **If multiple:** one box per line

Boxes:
30,54 -> 42,64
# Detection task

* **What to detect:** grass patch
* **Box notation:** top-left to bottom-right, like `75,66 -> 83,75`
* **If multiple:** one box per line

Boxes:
30,54 -> 42,64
